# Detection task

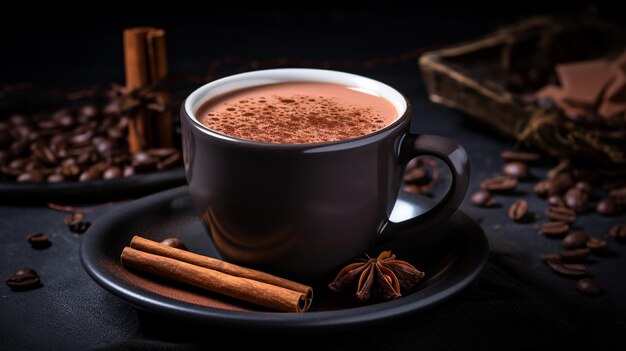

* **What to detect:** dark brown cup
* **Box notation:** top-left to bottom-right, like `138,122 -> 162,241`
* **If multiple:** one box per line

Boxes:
181,69 -> 469,281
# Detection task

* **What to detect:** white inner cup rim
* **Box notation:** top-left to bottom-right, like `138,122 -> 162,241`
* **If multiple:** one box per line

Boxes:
185,68 -> 408,130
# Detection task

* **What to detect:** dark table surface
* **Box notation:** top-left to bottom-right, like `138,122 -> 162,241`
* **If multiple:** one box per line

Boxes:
1,7 -> 626,351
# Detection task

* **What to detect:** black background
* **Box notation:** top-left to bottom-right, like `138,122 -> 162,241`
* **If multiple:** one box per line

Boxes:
1,5 -> 626,351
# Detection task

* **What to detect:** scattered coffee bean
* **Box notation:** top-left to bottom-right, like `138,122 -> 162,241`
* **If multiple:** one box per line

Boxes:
548,173 -> 574,196
560,248 -> 590,263
564,187 -> 589,213
47,173 -> 65,183
586,237 -> 609,255
596,198 -> 617,216
563,231 -> 590,249
534,180 -> 551,198
545,260 -> 587,277
609,224 -> 626,242
403,167 -> 429,184
64,212 -> 90,234
26,233 -> 51,249
547,195 -> 565,207
540,221 -> 569,237
500,150 -> 541,163
502,162 -> 531,180
546,206 -> 576,223
480,176 -> 518,192
575,181 -> 593,194
508,199 -> 528,222
5,268 -> 41,291
161,238 -> 187,250
576,278 -> 603,296
470,190 -> 497,208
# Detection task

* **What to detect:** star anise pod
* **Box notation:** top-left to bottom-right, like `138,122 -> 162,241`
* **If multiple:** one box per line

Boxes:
328,251 -> 425,301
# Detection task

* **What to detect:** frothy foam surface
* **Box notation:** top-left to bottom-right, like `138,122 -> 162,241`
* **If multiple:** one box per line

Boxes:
198,82 -> 398,144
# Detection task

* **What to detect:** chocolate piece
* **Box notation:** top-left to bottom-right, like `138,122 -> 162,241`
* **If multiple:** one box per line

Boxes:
556,59 -> 612,106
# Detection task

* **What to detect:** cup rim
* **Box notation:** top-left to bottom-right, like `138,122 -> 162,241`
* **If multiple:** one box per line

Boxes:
182,68 -> 411,150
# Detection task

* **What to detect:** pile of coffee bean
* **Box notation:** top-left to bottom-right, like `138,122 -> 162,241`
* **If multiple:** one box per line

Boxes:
471,150 -> 625,297
0,100 -> 181,183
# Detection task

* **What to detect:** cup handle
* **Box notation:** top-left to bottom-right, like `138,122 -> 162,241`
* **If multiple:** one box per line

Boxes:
379,134 -> 470,242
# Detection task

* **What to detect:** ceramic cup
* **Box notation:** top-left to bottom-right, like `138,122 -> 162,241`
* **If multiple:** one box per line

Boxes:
181,68 -> 469,281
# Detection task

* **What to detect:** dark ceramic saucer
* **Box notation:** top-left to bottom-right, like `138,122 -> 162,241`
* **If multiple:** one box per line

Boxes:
80,186 -> 488,332
0,168 -> 185,203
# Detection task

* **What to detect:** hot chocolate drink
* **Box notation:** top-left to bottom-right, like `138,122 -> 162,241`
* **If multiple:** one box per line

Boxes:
199,82 -> 398,144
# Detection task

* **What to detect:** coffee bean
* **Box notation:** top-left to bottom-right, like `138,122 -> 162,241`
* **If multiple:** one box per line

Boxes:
596,198 -> 618,216
502,162 -> 531,180
65,212 -> 90,234
17,171 -> 45,183
609,224 -> 626,242
548,173 -> 574,196
403,167 -> 429,184
103,166 -> 122,180
132,152 -> 158,172
563,231 -> 590,249
545,260 -> 587,277
576,278 -> 603,296
547,195 -> 565,207
560,248 -> 590,262
47,173 -> 65,183
161,238 -> 187,250
123,165 -> 135,177
540,221 -> 569,237
586,237 -> 609,255
480,176 -> 517,192
564,187 -> 588,213
27,233 -> 51,249
500,150 -> 541,163
610,187 -> 626,205
470,190 -> 497,208
508,199 -> 528,222
6,268 -> 41,291
575,181 -> 593,194
534,180 -> 551,198
148,148 -> 178,158
546,206 -> 576,223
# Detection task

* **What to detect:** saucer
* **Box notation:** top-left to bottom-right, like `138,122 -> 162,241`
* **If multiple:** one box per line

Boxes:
0,168 -> 185,203
80,186 -> 488,331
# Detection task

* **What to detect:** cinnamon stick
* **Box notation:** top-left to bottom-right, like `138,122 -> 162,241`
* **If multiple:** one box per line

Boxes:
130,236 -> 311,298
123,27 -> 172,152
121,236 -> 313,312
